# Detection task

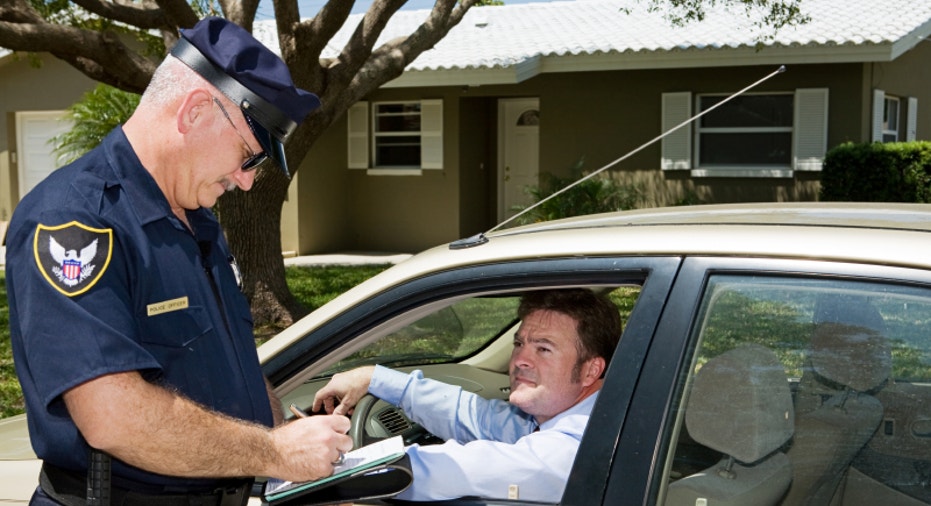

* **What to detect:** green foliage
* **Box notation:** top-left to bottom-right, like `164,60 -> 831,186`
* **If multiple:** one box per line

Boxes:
637,0 -> 810,44
51,84 -> 140,165
820,141 -> 931,202
697,290 -> 811,376
0,271 -> 23,418
696,288 -> 931,382
27,0 -> 165,57
512,159 -> 643,225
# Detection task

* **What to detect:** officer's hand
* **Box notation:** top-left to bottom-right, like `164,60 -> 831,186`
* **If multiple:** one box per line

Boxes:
312,366 -> 375,417
269,414 -> 352,482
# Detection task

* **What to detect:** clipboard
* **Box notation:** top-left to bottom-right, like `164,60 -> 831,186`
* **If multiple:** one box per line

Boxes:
263,436 -> 412,506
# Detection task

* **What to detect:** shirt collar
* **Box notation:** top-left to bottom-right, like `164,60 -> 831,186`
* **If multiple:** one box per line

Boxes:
537,390 -> 600,431
104,127 -> 216,234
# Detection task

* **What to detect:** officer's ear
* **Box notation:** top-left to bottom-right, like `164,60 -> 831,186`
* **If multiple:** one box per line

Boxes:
177,88 -> 213,134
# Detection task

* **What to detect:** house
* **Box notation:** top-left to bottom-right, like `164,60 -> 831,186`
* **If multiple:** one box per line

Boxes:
3,0 -> 931,255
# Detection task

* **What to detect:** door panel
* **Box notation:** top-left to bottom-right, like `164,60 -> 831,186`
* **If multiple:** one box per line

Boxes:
497,98 -> 539,222
15,111 -> 69,199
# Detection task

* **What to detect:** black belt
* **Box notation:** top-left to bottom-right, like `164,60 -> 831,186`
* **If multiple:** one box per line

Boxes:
40,463 -> 252,506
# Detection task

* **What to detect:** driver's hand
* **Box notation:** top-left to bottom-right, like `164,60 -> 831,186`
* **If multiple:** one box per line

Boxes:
312,366 -> 376,416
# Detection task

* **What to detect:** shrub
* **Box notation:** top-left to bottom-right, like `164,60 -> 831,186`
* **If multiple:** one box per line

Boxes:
511,159 -> 643,225
820,141 -> 931,202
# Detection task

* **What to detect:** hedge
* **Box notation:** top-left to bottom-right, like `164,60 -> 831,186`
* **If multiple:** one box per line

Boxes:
820,141 -> 931,202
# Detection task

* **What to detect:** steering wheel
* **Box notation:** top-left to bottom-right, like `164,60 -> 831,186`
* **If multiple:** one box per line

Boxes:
349,393 -> 379,449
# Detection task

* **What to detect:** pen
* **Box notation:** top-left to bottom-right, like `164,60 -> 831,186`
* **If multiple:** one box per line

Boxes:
289,403 -> 309,418
289,404 -> 346,465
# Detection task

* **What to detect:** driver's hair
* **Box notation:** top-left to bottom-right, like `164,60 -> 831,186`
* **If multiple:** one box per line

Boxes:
517,288 -> 621,379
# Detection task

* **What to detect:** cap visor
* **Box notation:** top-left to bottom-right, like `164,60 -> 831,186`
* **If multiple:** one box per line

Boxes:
245,112 -> 290,178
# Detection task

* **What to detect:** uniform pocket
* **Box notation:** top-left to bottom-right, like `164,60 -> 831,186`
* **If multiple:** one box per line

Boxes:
139,305 -> 213,348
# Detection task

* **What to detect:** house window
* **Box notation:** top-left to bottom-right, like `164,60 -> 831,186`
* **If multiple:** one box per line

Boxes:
347,100 -> 443,173
883,96 -> 900,142
661,88 -> 828,176
696,93 -> 793,168
374,102 -> 423,166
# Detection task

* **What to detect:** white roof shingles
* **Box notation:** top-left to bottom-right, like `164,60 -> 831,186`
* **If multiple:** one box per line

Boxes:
254,0 -> 931,86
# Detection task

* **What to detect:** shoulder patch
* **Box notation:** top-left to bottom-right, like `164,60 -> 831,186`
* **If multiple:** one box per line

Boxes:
33,221 -> 113,297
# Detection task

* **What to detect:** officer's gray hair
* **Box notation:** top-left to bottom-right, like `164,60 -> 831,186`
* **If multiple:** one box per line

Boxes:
141,56 -> 210,107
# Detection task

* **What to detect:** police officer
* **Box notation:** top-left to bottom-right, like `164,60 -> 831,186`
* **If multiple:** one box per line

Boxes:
6,17 -> 352,506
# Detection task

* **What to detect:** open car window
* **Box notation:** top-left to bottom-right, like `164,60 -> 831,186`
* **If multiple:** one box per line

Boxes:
314,286 -> 642,378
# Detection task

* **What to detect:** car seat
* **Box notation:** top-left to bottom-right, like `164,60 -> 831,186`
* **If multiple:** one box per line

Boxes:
782,320 -> 892,506
665,344 -> 795,506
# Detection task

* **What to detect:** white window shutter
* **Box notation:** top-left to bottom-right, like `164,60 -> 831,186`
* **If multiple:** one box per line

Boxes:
420,99 -> 443,169
872,89 -> 885,143
661,92 -> 692,170
347,101 -> 369,169
907,97 -> 918,141
793,88 -> 829,171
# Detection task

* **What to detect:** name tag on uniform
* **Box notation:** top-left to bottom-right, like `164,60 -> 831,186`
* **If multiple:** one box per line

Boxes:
147,296 -> 189,316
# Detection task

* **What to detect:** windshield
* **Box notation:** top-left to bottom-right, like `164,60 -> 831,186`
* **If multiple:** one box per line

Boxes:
321,295 -> 522,373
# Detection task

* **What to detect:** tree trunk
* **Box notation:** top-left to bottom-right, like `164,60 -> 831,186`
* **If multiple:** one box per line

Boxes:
218,169 -> 307,334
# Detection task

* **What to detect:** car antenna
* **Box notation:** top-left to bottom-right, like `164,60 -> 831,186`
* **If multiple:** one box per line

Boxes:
449,65 -> 787,250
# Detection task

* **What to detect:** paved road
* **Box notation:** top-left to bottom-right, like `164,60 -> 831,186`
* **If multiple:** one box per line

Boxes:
284,252 -> 411,266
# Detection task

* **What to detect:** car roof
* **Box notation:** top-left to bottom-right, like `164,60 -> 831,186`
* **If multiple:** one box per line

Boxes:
259,202 -> 931,361
500,202 -> 931,233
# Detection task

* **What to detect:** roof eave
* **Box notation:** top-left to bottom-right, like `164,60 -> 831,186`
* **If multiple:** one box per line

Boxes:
381,43 -> 899,89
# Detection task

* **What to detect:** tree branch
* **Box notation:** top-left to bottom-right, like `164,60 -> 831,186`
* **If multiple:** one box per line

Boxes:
348,0 -> 477,99
218,0 -> 260,29
152,0 -> 199,29
324,0 -> 406,90
70,0 -> 170,30
285,0 -> 353,91
0,20 -> 156,92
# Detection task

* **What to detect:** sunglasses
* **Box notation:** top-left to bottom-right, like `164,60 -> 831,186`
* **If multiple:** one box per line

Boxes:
213,97 -> 268,170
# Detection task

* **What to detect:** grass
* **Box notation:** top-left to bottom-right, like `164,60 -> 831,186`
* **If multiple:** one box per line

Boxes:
286,265 -> 392,313
0,265 -> 392,418
0,270 -> 17,418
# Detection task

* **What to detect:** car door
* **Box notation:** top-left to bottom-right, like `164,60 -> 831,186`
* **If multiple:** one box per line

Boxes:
592,256 -> 931,506
262,256 -> 683,506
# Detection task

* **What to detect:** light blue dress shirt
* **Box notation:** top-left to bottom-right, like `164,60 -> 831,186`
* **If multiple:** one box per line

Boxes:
368,365 -> 598,502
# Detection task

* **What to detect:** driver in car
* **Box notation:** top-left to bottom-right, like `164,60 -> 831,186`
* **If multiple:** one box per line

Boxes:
312,288 -> 621,502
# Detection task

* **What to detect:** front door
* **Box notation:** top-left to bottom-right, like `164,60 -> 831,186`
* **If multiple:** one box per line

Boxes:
497,98 -> 539,222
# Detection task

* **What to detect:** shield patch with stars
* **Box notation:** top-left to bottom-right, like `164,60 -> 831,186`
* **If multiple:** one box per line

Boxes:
33,221 -> 113,297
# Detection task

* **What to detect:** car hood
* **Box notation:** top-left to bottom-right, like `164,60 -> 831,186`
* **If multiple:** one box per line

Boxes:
0,414 -> 35,460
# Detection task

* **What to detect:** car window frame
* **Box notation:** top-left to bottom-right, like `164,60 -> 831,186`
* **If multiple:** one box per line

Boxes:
264,256 -> 677,386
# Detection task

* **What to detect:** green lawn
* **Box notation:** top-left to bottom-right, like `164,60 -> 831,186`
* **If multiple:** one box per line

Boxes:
0,265 -> 391,418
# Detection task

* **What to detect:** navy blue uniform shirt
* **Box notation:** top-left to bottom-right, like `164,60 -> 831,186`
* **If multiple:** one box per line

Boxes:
6,127 -> 273,492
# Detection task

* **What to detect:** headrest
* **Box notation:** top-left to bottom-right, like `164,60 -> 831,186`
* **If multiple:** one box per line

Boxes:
685,345 -> 794,464
809,323 -> 891,393
814,294 -> 885,333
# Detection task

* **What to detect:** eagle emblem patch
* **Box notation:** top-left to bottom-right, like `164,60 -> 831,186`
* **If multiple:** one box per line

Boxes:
33,221 -> 113,297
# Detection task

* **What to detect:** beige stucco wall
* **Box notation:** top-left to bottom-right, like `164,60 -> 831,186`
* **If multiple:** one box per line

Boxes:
5,49 -> 929,256
862,40 -> 931,141
322,62 -> 877,254
0,54 -> 96,220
